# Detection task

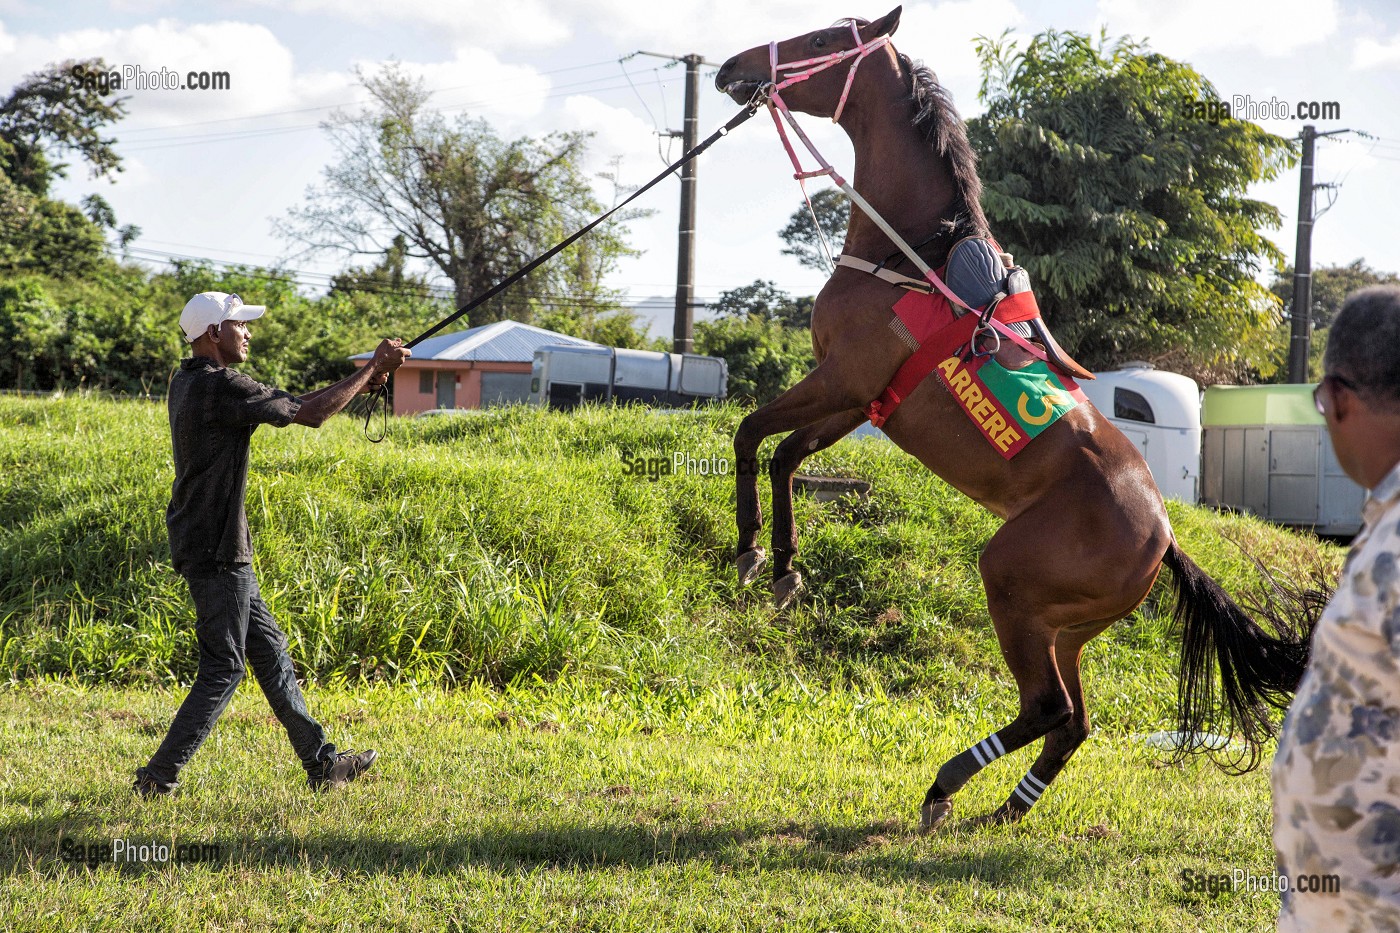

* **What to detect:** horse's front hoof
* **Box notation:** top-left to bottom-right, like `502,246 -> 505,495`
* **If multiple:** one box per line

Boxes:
737,548 -> 767,587
772,571 -> 803,610
920,797 -> 953,834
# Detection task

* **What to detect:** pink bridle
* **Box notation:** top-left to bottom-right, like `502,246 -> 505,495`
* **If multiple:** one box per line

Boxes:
759,21 -> 889,271
757,20 -> 974,312
767,19 -> 890,124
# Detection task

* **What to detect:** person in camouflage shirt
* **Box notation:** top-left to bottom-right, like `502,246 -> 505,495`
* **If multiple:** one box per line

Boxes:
1273,285 -> 1400,932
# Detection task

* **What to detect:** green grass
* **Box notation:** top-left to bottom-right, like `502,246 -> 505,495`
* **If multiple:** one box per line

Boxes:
3,679 -> 1286,931
0,395 -> 1345,929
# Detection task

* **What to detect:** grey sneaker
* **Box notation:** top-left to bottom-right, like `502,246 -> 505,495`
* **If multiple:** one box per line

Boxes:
133,766 -> 177,798
307,749 -> 378,791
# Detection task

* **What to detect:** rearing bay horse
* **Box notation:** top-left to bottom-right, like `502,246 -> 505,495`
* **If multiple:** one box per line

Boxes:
715,7 -> 1312,830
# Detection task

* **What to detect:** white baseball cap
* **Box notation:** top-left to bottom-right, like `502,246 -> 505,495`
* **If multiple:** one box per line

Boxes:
179,292 -> 266,343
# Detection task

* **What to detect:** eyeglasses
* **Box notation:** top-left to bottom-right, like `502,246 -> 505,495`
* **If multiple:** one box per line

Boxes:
1313,373 -> 1358,415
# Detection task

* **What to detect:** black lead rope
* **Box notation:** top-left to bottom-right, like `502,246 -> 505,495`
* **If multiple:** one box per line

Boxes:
356,100 -> 763,442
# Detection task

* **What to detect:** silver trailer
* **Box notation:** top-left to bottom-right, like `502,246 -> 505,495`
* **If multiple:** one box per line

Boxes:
528,345 -> 728,409
1201,384 -> 1365,535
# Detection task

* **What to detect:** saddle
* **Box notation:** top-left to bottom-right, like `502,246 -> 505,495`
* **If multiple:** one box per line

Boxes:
941,237 -> 1093,381
837,238 -> 1092,380
846,235 -> 1095,438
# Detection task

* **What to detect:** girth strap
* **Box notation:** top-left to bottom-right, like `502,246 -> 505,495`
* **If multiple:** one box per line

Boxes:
836,255 -> 932,293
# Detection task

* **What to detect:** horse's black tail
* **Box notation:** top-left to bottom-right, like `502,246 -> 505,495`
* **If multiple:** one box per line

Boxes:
1163,539 -> 1321,773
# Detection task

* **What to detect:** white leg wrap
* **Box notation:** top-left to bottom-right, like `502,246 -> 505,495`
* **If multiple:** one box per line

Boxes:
1012,770 -> 1048,808
968,732 -> 1007,769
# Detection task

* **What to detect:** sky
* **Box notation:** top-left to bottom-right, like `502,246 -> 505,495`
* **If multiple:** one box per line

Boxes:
4,0 -> 1399,340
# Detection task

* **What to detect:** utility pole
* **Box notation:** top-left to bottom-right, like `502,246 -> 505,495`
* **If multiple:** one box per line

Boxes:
638,51 -> 715,354
1287,124 -> 1350,383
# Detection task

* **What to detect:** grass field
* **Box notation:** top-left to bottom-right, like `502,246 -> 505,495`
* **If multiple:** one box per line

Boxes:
0,396 -> 1343,930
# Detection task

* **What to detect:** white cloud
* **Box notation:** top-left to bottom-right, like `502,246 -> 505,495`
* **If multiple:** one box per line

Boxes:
1095,0 -> 1338,57
375,48 -> 553,123
563,0 -> 969,62
0,19 -> 349,129
1354,33 -> 1400,70
0,17 -> 559,148
895,0 -> 1023,117
226,0 -> 1018,69
532,0 -> 1013,123
555,94 -> 661,173
242,0 -> 571,50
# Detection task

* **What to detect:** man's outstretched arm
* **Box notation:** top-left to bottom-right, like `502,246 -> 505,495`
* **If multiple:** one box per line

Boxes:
292,339 -> 410,427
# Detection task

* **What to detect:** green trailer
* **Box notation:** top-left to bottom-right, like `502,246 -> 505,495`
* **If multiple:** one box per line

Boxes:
1201,384 -> 1365,535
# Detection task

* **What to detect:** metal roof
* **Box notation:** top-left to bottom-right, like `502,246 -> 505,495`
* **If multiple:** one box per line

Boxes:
351,320 -> 599,363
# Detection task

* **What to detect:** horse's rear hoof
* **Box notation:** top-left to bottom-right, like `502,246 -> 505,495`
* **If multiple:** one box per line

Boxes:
737,548 -> 767,587
921,798 -> 953,834
772,572 -> 803,610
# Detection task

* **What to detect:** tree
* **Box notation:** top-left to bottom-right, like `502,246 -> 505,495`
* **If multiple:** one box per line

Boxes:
0,59 -> 126,197
694,316 -> 815,405
329,234 -> 436,300
0,278 -> 65,389
279,64 -> 641,329
1264,259 -> 1400,382
0,264 -> 183,394
711,279 -> 814,329
2,197 -> 108,278
1270,259 -> 1399,334
81,193 -> 140,255
0,59 -> 134,276
777,188 -> 849,272
967,31 -> 1294,382
534,305 -> 657,350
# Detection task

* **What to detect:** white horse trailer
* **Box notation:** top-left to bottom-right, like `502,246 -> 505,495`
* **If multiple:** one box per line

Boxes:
528,344 -> 728,409
1077,364 -> 1203,502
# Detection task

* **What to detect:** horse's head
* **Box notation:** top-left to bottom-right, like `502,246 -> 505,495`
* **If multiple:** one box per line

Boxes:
715,7 -> 902,120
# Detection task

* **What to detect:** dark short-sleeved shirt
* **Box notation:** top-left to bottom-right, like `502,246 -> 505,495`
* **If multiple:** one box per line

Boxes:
165,357 -> 302,574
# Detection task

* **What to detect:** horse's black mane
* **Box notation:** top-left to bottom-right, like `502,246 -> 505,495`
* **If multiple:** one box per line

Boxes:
898,53 -> 989,252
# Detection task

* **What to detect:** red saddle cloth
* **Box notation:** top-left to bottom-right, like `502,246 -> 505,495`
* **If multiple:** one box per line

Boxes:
865,287 -> 1043,431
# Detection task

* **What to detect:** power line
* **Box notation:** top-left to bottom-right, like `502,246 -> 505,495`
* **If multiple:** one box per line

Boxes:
124,242 -> 814,294
115,244 -> 731,310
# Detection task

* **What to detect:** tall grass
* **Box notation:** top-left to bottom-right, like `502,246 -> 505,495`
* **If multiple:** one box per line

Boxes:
0,396 -> 1342,727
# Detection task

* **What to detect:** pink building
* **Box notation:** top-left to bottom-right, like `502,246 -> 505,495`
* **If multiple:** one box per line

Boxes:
351,320 -> 599,416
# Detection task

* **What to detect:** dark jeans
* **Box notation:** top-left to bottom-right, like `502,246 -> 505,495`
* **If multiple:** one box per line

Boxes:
145,563 -> 334,784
